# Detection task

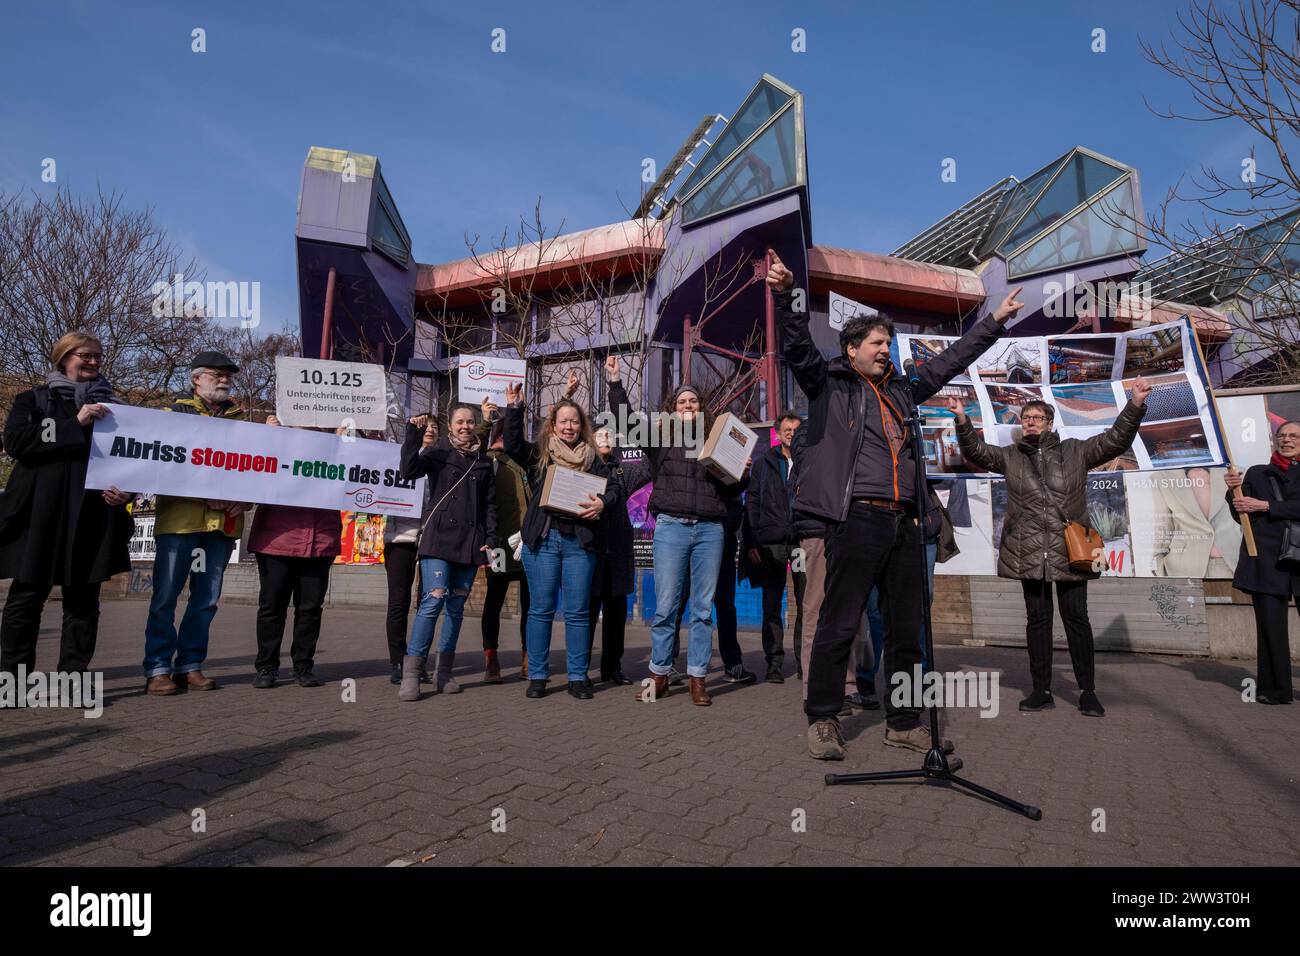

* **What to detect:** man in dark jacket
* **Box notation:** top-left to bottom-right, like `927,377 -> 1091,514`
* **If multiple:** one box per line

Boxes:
767,252 -> 1023,761
952,383 -> 1149,716
743,411 -> 805,683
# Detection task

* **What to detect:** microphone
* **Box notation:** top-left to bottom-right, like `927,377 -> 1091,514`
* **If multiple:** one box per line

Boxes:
903,358 -> 921,386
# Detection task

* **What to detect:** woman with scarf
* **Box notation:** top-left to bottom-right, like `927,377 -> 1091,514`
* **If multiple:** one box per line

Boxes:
1225,419 -> 1300,705
0,332 -> 134,676
503,382 -> 619,700
396,404 -> 497,701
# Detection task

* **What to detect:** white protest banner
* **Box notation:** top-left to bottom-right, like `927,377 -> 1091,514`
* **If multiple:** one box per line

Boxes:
457,355 -> 526,405
828,290 -> 877,331
84,405 -> 424,518
275,356 -> 387,430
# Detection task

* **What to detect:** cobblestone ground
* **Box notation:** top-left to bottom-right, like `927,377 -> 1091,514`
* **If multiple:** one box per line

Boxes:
1,602 -> 1297,867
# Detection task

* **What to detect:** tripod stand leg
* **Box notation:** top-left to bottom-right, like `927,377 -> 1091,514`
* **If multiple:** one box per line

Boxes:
825,770 -> 927,785
947,773 -> 1043,820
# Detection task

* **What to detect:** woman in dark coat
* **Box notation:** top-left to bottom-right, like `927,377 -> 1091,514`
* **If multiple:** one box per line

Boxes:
953,379 -> 1150,716
0,332 -> 134,675
587,426 -> 651,686
396,404 -> 497,701
1225,419 -> 1300,705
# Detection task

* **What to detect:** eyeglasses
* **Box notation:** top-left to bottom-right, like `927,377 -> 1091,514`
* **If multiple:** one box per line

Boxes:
72,351 -> 103,362
200,369 -> 233,381
1020,414 -> 1050,423
1278,432 -> 1300,443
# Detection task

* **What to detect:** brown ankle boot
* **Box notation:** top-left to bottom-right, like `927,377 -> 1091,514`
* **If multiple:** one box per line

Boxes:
634,673 -> 670,701
688,676 -> 711,706
484,649 -> 503,684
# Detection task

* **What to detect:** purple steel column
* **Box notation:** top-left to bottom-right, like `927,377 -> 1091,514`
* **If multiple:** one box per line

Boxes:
320,266 -> 337,360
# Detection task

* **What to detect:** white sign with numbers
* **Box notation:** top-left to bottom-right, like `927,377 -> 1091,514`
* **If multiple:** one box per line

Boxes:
275,356 -> 387,430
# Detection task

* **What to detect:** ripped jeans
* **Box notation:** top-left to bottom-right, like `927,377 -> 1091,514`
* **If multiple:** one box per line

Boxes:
406,558 -> 479,658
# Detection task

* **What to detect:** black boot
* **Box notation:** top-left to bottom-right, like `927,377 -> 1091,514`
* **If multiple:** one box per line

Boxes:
1019,689 -> 1055,711
567,681 -> 593,700
1078,690 -> 1105,717
525,679 -> 547,699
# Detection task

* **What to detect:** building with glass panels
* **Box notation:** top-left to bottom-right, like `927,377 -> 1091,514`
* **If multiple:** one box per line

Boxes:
293,74 -> 1242,427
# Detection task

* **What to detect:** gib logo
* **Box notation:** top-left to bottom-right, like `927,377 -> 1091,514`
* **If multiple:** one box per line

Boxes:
352,488 -> 376,508
465,361 -> 488,380
50,886 -> 151,936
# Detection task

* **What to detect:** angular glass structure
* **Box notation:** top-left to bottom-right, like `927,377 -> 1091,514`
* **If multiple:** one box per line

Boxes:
675,74 -> 806,227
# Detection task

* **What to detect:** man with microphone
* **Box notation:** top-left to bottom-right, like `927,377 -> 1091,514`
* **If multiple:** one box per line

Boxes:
766,253 -> 1024,760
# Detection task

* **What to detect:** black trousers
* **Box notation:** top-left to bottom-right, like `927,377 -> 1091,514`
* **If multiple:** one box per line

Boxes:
254,554 -> 334,673
672,532 -> 742,670
1020,578 -> 1095,693
482,572 -> 529,652
760,550 -> 806,666
588,564 -> 628,677
1250,589 -> 1297,702
0,580 -> 103,674
806,502 -> 923,729
384,543 -> 419,666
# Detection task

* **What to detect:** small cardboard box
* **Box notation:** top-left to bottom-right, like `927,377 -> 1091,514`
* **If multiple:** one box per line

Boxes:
697,412 -> 758,484
539,464 -> 608,516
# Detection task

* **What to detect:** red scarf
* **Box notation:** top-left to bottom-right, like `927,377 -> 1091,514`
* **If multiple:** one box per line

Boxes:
1272,451 -> 1294,471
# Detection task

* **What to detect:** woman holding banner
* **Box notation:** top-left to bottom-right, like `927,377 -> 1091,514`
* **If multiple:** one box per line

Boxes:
503,382 -> 618,700
0,332 -> 134,677
1224,420 -> 1300,705
248,416 -> 343,689
396,405 -> 497,701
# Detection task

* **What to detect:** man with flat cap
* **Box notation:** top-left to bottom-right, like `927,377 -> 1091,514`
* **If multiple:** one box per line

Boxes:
143,350 -> 250,696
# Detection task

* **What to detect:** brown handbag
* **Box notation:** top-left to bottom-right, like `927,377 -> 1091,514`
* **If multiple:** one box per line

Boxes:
1027,448 -> 1104,573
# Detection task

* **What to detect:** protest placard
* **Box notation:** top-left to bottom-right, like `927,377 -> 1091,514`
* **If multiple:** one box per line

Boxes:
275,356 -> 388,430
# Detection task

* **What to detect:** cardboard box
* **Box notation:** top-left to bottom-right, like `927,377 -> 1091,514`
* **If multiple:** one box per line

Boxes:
698,412 -> 758,484
539,464 -> 608,516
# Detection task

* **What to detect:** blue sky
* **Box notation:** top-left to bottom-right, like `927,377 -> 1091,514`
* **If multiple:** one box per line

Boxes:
0,0 -> 1267,335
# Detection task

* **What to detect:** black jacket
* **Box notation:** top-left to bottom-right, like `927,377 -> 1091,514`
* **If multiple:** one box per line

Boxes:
956,402 -> 1146,582
400,427 -> 497,565
607,379 -> 746,522
595,448 -> 652,596
0,386 -> 134,587
502,403 -> 621,553
777,286 -> 1006,520
744,443 -> 796,548
1228,460 -> 1300,597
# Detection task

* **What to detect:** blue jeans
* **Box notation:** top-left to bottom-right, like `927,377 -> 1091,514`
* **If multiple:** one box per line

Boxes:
143,532 -> 236,678
520,529 -> 597,681
406,558 -> 478,657
862,538 -> 937,685
651,516 -> 723,679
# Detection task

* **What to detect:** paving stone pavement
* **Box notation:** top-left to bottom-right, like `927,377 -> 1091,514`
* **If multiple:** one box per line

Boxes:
1,602 -> 1297,867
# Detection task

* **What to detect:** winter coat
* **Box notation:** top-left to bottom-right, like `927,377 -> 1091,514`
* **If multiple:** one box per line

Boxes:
594,449 -> 652,596
248,504 -> 342,558
955,401 -> 1146,582
0,385 -> 134,587
744,443 -> 796,547
153,392 -> 249,538
502,403 -> 621,553
607,378 -> 746,522
1228,460 -> 1300,597
487,447 -> 530,575
400,426 -> 497,565
776,285 -> 1006,518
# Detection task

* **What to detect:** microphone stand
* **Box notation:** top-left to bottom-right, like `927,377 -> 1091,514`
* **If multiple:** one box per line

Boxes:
824,403 -> 1042,821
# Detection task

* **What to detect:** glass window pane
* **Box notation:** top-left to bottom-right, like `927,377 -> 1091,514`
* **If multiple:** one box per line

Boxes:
681,106 -> 799,224
980,157 -> 1066,256
1003,152 -> 1126,252
676,81 -> 792,201
1007,180 -> 1139,277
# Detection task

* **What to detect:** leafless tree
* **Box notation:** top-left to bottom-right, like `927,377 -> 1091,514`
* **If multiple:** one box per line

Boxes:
0,187 -> 214,395
1141,0 -> 1300,385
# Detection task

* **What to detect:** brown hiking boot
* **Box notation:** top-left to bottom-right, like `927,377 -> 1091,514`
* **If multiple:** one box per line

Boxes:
634,673 -> 670,701
484,649 -> 503,684
688,676 -> 711,707
146,674 -> 179,696
807,719 -> 845,760
178,670 -> 217,691
883,725 -> 955,754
